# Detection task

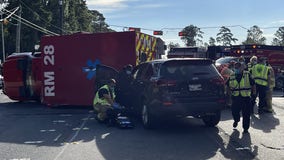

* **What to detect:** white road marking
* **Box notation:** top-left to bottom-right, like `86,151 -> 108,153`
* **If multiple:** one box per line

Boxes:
53,120 -> 66,123
40,129 -> 56,132
54,134 -> 62,142
101,133 -> 110,139
53,114 -> 91,160
59,114 -> 72,117
24,141 -> 43,144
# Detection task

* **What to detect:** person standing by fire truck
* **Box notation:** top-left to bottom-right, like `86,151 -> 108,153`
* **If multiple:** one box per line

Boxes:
265,62 -> 275,113
251,57 -> 270,114
221,61 -> 235,107
227,62 -> 256,133
116,64 -> 134,110
247,56 -> 258,114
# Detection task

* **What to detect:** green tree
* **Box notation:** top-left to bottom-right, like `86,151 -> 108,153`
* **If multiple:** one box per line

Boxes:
242,25 -> 266,45
272,27 -> 284,46
209,37 -> 216,46
167,42 -> 180,50
180,25 -> 203,47
90,10 -> 114,33
1,0 -> 113,56
3,0 -> 53,54
216,26 -> 238,46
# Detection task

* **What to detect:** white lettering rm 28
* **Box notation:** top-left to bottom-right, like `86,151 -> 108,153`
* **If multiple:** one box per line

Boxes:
43,45 -> 55,97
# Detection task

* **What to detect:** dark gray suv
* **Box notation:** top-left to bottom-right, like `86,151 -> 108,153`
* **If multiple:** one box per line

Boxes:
129,58 -> 226,129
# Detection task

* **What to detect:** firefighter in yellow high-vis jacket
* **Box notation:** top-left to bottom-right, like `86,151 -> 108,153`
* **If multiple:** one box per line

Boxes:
265,64 -> 275,113
251,57 -> 270,114
93,79 -> 116,123
227,62 -> 256,133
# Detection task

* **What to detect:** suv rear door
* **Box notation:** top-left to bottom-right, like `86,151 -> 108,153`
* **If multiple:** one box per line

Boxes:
130,63 -> 154,110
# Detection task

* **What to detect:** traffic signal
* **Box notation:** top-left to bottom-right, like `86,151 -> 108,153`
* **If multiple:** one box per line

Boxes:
129,27 -> 141,32
153,30 -> 163,35
178,32 -> 186,36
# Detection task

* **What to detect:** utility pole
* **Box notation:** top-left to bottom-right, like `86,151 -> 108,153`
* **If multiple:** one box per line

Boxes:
0,0 -> 8,62
59,0 -> 63,35
1,11 -> 5,62
15,5 -> 21,53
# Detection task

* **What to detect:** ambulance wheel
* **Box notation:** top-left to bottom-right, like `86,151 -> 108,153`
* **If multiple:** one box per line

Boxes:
141,104 -> 156,129
202,111 -> 221,127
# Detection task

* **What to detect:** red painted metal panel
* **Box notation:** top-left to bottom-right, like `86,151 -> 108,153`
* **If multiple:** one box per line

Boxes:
40,32 -> 137,106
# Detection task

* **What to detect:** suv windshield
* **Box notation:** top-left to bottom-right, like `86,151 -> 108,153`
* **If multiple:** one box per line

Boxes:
160,60 -> 219,80
215,57 -> 237,64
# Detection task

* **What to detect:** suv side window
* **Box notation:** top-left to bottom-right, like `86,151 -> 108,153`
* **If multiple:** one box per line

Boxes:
142,64 -> 154,80
152,62 -> 162,77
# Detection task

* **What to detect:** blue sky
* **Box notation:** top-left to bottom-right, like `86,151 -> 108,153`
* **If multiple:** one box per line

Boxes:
86,0 -> 284,47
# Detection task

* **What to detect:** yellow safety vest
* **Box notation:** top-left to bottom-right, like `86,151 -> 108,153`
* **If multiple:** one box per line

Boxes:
268,66 -> 275,89
229,71 -> 252,97
93,85 -> 116,106
251,64 -> 269,86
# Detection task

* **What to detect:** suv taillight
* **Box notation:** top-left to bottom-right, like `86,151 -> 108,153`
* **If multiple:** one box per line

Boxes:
156,79 -> 177,87
210,76 -> 225,85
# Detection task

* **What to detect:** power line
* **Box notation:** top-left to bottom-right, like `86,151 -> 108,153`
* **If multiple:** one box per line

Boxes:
110,24 -> 283,33
0,6 -> 19,22
19,0 -> 65,33
3,8 -> 59,36
10,15 -> 54,35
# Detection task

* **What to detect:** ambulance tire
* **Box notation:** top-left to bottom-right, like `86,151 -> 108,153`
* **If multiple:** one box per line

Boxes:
141,103 -> 157,129
202,111 -> 221,127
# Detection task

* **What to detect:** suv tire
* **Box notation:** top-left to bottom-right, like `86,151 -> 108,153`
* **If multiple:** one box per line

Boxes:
202,111 -> 221,127
276,77 -> 283,89
142,104 -> 156,129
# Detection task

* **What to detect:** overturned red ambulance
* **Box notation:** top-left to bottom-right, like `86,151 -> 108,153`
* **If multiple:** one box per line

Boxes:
3,31 -> 165,106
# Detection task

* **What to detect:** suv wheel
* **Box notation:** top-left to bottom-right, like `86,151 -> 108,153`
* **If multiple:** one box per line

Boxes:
142,104 -> 156,129
202,111 -> 221,127
275,77 -> 283,89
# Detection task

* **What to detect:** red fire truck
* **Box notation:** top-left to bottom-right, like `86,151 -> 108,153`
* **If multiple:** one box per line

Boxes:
2,31 -> 165,106
229,44 -> 284,89
167,47 -> 206,58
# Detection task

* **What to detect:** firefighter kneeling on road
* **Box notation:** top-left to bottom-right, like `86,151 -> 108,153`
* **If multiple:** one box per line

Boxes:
93,79 -> 117,126
227,62 -> 256,134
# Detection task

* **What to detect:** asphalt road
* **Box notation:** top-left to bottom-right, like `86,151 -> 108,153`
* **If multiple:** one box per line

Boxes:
0,90 -> 283,160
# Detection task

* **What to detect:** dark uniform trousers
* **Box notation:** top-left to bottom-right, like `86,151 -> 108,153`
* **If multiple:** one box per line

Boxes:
256,84 -> 267,110
231,96 -> 251,130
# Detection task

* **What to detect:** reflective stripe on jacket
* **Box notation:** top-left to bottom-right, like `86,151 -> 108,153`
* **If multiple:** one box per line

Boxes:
251,64 -> 269,86
229,71 -> 252,97
93,85 -> 115,106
